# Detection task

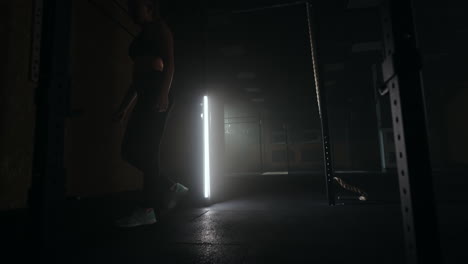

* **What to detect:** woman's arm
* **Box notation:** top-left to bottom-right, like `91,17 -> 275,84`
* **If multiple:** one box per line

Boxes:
158,23 -> 175,98
117,85 -> 137,114
113,86 -> 136,123
151,21 -> 174,112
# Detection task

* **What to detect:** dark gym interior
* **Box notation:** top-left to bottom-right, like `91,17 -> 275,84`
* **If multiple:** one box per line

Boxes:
1,0 -> 467,263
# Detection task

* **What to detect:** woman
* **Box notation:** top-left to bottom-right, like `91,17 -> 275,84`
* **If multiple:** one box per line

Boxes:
113,0 -> 188,228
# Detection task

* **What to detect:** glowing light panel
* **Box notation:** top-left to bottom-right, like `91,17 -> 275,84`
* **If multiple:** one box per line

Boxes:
203,96 -> 211,198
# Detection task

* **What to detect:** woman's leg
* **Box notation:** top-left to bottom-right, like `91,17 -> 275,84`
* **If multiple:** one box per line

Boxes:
141,153 -> 174,212
141,100 -> 175,212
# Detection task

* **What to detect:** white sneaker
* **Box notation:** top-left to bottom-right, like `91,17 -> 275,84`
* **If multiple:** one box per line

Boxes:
115,208 -> 157,228
167,183 -> 189,209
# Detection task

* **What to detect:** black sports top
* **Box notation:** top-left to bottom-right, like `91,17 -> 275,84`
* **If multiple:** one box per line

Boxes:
129,21 -> 166,60
129,21 -> 173,101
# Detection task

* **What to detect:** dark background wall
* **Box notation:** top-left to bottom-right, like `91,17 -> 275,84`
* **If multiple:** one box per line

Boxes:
1,0 -> 467,210
413,0 -> 468,169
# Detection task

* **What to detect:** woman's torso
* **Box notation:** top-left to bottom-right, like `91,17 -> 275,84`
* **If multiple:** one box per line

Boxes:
129,20 -> 172,101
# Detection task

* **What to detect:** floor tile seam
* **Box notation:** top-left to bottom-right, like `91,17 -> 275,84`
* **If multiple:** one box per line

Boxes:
189,210 -> 210,222
207,209 -> 310,213
170,242 -> 246,246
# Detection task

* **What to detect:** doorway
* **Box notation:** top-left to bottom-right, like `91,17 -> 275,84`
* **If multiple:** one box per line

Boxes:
205,3 -> 323,177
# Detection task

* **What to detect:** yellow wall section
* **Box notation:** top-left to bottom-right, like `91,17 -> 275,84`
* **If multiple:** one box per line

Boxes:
0,1 -> 36,209
0,0 -> 143,209
66,0 -> 141,196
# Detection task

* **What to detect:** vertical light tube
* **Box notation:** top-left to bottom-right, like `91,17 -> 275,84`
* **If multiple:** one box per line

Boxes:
203,96 -> 211,198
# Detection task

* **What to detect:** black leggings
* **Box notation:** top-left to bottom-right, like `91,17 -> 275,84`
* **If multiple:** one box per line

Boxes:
140,109 -> 174,210
141,155 -> 174,211
122,94 -> 175,211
